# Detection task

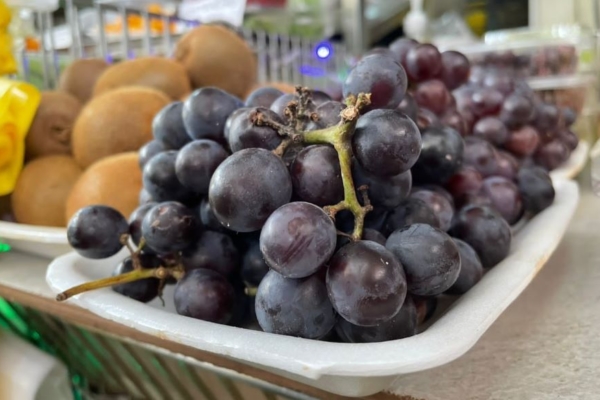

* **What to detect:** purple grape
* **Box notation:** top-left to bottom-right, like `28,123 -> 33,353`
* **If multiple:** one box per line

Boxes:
152,101 -> 191,149
310,90 -> 332,106
463,137 -> 498,178
534,103 -> 560,133
209,148 -> 292,232
343,54 -> 407,111
241,241 -> 269,287
446,239 -> 483,295
473,117 -> 509,146
290,145 -> 343,207
174,268 -> 235,324
245,87 -> 284,108
141,202 -> 200,254
470,87 -> 504,117
353,109 -> 421,177
386,223 -> 460,296
558,129 -> 579,151
482,70 -> 514,95
269,93 -> 298,119
405,44 -> 443,82
446,167 -> 483,201
495,150 -> 519,180
139,140 -> 170,168
450,205 -> 511,268
453,85 -> 475,113
112,254 -> 161,302
416,108 -> 442,131
516,167 -> 555,215
352,161 -> 412,210
175,140 -> 229,195
533,139 -> 570,171
139,188 -> 154,205
479,176 -> 524,225
384,198 -> 440,235
505,125 -> 541,157
441,50 -> 470,90
226,108 -> 283,152
414,79 -> 452,116
388,38 -> 418,67
441,110 -> 467,137
143,151 -> 199,205
410,190 -> 454,232
500,93 -> 534,129
397,93 -> 418,121
182,230 -> 240,277
260,202 -> 336,278
315,101 -> 345,128
256,270 -> 336,339
336,295 -> 417,343
412,126 -> 464,185
199,198 -> 227,232
327,240 -> 407,326
561,107 -> 576,127
362,229 -> 386,246
128,203 -> 156,247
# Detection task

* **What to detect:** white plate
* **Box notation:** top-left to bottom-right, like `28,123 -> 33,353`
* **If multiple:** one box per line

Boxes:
46,179 -> 580,397
2,141 -> 589,261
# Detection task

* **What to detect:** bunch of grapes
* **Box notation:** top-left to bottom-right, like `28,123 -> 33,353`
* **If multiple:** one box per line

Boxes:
59,38 -> 568,344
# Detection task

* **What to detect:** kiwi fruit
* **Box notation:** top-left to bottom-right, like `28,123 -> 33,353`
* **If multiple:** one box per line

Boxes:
58,58 -> 109,104
11,155 -> 82,227
72,87 -> 170,169
25,91 -> 82,161
93,57 -> 191,100
174,24 -> 257,99
66,152 -> 142,222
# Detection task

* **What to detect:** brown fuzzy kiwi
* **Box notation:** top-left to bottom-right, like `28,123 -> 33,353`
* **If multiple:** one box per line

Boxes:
11,155 -> 82,227
174,24 -> 257,99
25,91 -> 82,161
93,57 -> 191,100
72,87 -> 170,169
58,58 -> 109,104
66,152 -> 142,222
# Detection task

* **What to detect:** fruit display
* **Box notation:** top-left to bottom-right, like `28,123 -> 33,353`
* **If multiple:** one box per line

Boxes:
54,34 -> 579,345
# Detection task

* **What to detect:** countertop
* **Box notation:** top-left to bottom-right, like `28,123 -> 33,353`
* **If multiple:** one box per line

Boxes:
0,169 -> 597,400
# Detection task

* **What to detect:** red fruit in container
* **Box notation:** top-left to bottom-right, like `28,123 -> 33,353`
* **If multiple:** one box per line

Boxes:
534,139 -> 570,171
441,50 -> 470,90
446,166 -> 484,201
470,87 -> 504,117
414,79 -> 452,116
405,44 -> 442,82
505,125 -> 540,158
494,150 -> 520,180
473,116 -> 509,146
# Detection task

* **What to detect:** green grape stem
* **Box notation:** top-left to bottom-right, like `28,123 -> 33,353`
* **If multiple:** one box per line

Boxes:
254,90 -> 373,241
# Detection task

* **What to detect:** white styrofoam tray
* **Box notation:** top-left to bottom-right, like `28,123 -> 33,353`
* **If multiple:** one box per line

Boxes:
46,178 -> 580,397
2,141 -> 589,261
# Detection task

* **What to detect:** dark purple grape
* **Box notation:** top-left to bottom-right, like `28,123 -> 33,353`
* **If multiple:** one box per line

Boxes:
446,239 -> 483,295
505,125 -> 541,157
397,93 -> 418,121
410,190 -> 454,232
362,228 -> 386,245
460,109 -> 476,134
446,167 -> 483,201
384,198 -> 440,234
336,295 -> 417,343
227,107 -> 283,152
495,150 -> 519,180
463,137 -> 498,178
152,101 -> 191,149
364,207 -> 389,232
470,87 -> 504,117
558,129 -> 579,151
327,240 -> 407,326
342,54 -> 407,111
411,126 -> 464,185
482,70 -> 514,96
415,185 -> 455,206
143,151 -> 199,205
198,198 -> 227,232
352,161 -> 412,210
441,50 -> 470,90
517,167 -> 555,215
139,140 -> 170,168
534,139 -> 570,171
414,296 -> 438,324
174,268 -> 235,324
224,108 -> 247,142
473,117 -> 508,146
141,202 -> 200,254
182,230 -> 240,277
450,205 -> 511,268
245,87 -> 284,108
67,205 -> 129,259
128,203 -> 156,247
290,145 -> 343,207
441,110 -> 467,137
175,140 -> 228,195
260,202 -> 336,278
405,44 -> 442,82
241,241 -> 269,287
561,107 -> 576,127
414,79 -> 452,116
456,193 -> 493,210
183,87 -> 243,143
534,103 -> 560,133
310,90 -> 332,106
388,38 -> 418,67
386,223 -> 460,296
500,93 -> 534,129
269,93 -> 297,119
315,101 -> 345,128
353,109 -> 421,176
256,270 -> 336,339
479,176 -> 523,224
112,254 -> 161,302
416,108 -> 442,131
209,148 -> 292,232
453,85 -> 475,113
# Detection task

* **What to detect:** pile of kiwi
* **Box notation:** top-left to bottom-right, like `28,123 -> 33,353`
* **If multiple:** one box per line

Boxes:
9,22 -> 273,228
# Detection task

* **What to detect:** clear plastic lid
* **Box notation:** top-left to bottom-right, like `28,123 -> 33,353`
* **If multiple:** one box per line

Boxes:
5,0 -> 59,12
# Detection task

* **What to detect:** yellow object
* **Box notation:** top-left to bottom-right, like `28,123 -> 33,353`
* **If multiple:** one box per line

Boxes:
0,1 -> 16,75
0,78 -> 40,196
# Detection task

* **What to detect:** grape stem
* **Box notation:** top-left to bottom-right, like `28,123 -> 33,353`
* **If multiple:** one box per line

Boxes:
253,90 -> 373,241
56,266 -> 173,302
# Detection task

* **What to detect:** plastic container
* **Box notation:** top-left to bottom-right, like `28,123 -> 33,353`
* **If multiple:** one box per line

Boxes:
527,73 -> 597,116
0,221 -> 69,259
46,179 -> 579,397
